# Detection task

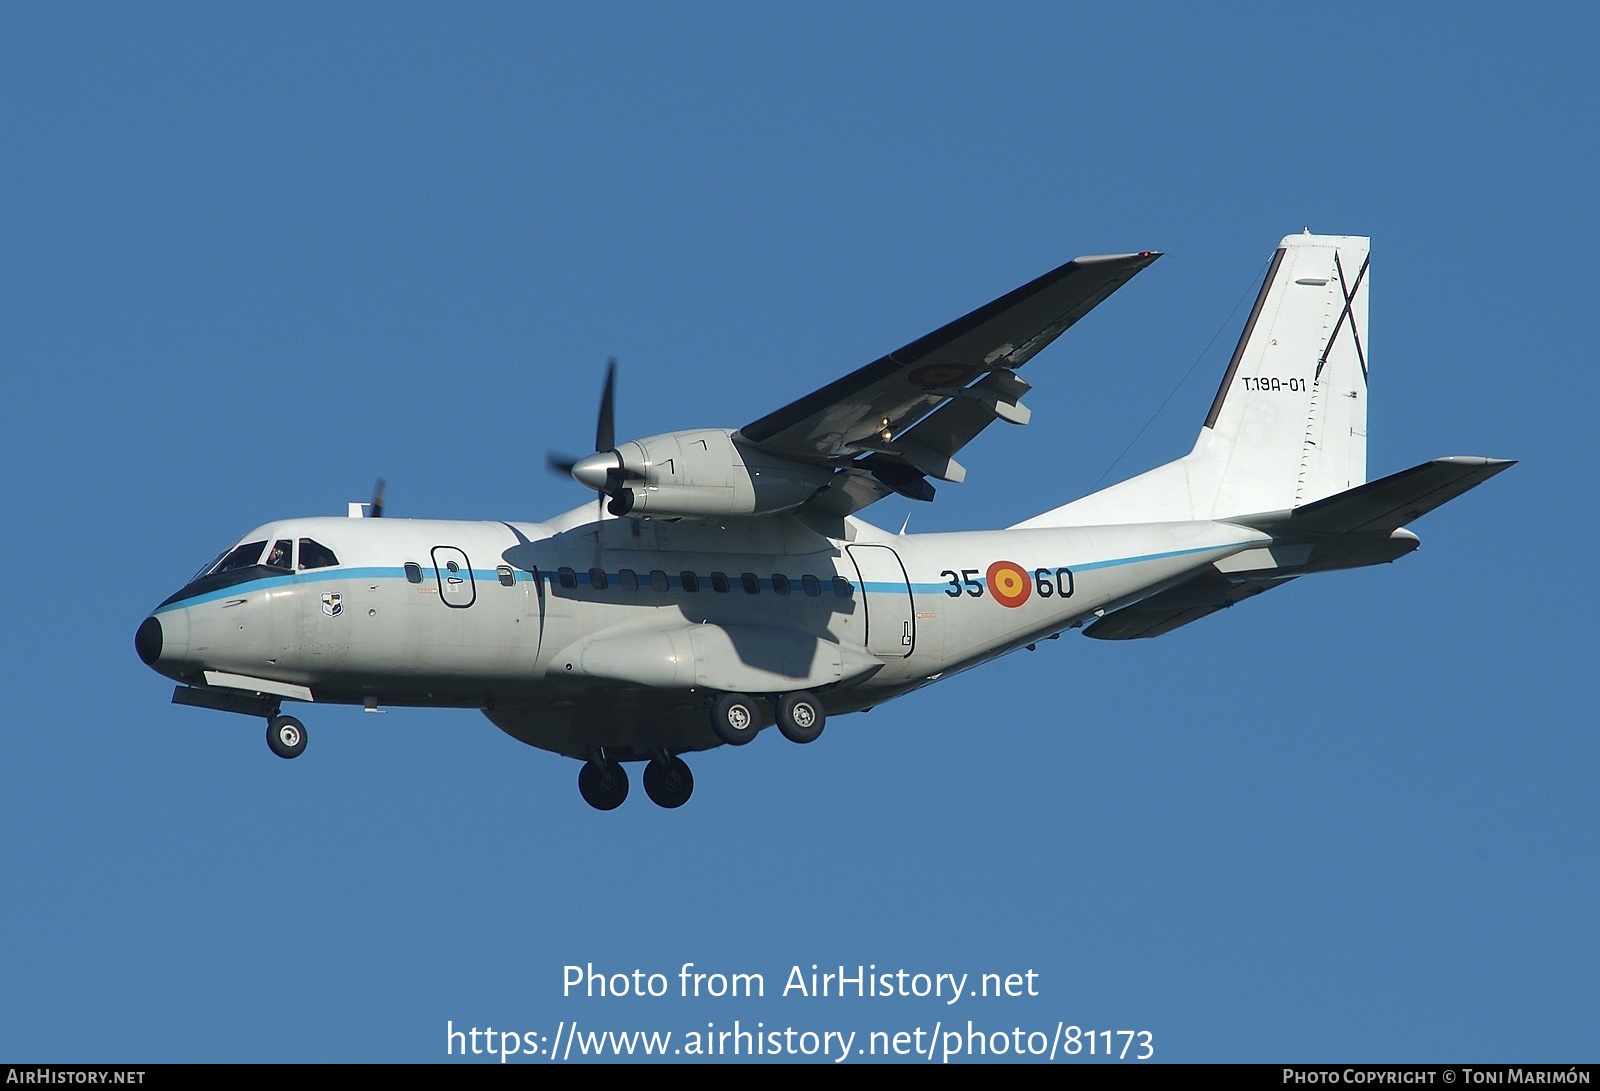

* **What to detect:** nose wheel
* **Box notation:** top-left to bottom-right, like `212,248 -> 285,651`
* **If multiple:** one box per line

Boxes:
266,715 -> 307,759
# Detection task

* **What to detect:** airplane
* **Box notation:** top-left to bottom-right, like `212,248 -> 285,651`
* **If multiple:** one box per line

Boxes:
135,231 -> 1512,810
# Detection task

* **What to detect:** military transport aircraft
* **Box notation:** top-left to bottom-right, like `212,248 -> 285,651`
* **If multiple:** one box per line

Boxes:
136,232 -> 1511,810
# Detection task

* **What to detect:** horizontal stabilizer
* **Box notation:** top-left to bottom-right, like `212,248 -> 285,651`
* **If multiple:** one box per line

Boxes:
1231,457 -> 1515,535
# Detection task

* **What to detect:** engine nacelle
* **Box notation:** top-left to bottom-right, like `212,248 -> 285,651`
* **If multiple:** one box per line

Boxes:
614,429 -> 831,517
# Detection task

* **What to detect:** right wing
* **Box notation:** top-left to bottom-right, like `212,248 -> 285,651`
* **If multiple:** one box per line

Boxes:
740,252 -> 1159,513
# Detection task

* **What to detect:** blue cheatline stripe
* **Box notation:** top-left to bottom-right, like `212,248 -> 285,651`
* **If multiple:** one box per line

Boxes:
904,542 -> 1233,594
152,564 -> 538,613
153,542 -> 1232,614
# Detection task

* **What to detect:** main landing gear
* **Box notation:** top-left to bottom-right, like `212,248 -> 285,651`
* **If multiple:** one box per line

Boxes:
578,755 -> 629,810
708,690 -> 827,746
578,751 -> 695,811
643,751 -> 693,809
573,689 -> 827,811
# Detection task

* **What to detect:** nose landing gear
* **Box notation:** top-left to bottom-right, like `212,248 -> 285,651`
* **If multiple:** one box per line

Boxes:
266,714 -> 307,759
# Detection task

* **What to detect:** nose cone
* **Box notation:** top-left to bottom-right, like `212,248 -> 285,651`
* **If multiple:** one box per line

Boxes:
571,451 -> 620,492
135,616 -> 163,666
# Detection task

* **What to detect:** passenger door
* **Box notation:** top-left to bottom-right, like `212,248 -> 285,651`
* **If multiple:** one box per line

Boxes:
431,546 -> 476,608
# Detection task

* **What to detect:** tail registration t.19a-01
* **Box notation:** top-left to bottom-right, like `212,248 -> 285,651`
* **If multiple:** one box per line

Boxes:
135,233 -> 1511,810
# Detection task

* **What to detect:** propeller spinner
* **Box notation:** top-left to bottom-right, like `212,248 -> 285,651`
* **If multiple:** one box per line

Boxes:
546,358 -> 644,517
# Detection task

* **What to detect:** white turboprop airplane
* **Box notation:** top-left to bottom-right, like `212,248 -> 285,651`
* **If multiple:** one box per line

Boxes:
137,232 -> 1510,810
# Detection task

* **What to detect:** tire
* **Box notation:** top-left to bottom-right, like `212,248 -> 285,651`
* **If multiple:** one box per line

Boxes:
577,759 -> 629,811
266,715 -> 307,759
776,692 -> 826,744
710,692 -> 759,746
642,755 -> 694,809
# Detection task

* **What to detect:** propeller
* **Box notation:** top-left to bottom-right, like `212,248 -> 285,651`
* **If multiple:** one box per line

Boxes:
546,358 -> 644,519
370,478 -> 386,519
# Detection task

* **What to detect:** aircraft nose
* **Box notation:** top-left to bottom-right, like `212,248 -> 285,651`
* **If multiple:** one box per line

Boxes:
135,616 -> 163,666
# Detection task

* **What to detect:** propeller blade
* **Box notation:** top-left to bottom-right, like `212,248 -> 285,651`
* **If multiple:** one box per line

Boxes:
370,478 -> 386,519
595,357 -> 617,454
546,452 -> 581,476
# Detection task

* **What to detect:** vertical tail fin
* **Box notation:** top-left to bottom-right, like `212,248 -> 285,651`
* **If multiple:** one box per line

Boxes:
1203,232 -> 1369,513
1019,232 -> 1371,527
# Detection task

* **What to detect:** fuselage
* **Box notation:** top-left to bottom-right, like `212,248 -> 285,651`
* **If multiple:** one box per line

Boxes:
138,505 -> 1266,758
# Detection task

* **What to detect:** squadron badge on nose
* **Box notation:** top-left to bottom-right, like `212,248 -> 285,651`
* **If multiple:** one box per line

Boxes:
320,592 -> 343,617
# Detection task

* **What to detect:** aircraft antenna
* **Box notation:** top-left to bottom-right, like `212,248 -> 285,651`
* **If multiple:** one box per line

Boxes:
1087,256 -> 1268,493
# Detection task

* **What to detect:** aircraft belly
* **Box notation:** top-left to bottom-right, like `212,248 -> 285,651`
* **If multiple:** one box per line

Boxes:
484,688 -> 729,760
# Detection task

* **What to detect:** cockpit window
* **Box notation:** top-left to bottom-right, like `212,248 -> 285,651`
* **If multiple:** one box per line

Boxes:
298,539 -> 339,570
191,551 -> 227,583
212,541 -> 268,575
264,539 -> 294,570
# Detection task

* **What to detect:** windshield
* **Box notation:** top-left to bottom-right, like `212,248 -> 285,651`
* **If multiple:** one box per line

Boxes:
209,540 -> 268,576
189,551 -> 227,583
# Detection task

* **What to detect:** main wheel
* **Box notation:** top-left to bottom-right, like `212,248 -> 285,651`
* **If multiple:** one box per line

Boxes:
642,755 -> 694,809
577,758 -> 629,810
776,692 -> 826,744
266,715 -> 307,759
710,692 -> 759,746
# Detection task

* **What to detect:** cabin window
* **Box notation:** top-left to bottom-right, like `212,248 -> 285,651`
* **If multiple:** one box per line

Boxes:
741,572 -> 761,595
710,571 -> 730,593
680,571 -> 700,593
619,568 -> 639,592
214,541 -> 268,575
264,539 -> 293,570
497,565 -> 515,587
771,573 -> 791,596
557,567 -> 577,589
649,569 -> 670,592
832,575 -> 853,598
588,567 -> 609,591
801,574 -> 822,597
404,562 -> 424,584
298,539 -> 339,570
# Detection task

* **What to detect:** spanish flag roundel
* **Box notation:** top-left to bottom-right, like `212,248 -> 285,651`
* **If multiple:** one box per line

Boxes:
985,560 -> 1031,608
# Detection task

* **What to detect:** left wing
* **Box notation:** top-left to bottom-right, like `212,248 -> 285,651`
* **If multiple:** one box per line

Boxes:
741,252 -> 1159,512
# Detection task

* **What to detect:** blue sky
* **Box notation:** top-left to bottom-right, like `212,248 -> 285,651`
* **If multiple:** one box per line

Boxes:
1,4 -> 1593,1062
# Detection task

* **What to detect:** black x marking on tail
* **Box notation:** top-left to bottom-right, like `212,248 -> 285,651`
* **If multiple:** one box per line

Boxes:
1315,251 -> 1369,384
